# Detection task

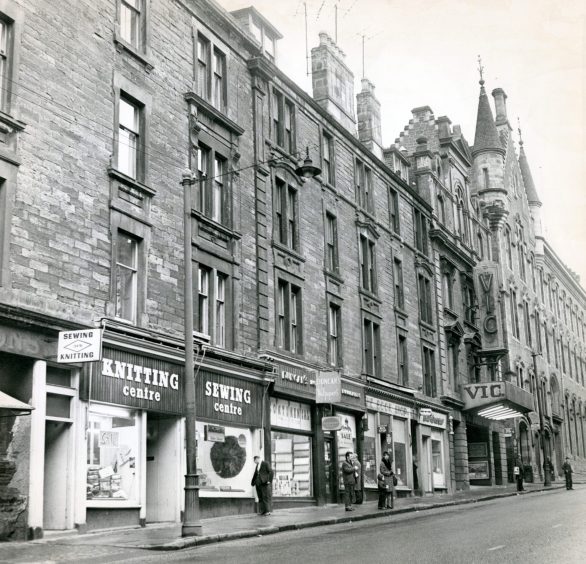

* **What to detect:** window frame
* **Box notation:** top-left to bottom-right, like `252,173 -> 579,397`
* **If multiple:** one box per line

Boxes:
422,346 -> 437,397
359,234 -> 377,295
276,278 -> 303,354
114,229 -> 141,324
270,88 -> 296,155
322,130 -> 335,186
389,187 -> 400,233
328,301 -> 342,367
274,177 -> 299,252
414,208 -> 429,255
418,273 -> 433,325
325,212 -> 339,274
393,258 -> 405,310
362,316 -> 381,377
398,333 -> 409,386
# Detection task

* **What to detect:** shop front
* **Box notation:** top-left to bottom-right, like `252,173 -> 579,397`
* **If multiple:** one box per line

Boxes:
364,393 -> 417,499
195,368 -> 266,518
269,360 -> 365,507
83,346 -> 184,531
417,408 -> 449,493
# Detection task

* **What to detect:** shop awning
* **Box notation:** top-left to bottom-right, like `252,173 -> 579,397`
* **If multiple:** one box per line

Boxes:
0,390 -> 34,415
462,381 -> 533,420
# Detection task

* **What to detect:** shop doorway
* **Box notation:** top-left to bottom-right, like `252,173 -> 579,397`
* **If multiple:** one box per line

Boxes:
421,436 -> 433,493
324,437 -> 336,503
492,432 -> 503,485
43,421 -> 72,530
146,416 -> 180,523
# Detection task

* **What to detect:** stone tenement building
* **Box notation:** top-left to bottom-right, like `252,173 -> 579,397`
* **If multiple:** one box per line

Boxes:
0,0 -> 584,541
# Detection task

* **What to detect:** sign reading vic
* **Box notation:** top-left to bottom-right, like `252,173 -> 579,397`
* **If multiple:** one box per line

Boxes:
81,347 -> 184,414
474,265 -> 504,351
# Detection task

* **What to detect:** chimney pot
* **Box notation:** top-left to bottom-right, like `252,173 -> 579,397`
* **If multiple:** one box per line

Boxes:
492,88 -> 508,124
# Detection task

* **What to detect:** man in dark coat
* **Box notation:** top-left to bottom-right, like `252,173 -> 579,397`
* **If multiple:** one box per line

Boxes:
341,451 -> 359,511
251,455 -> 274,515
561,457 -> 574,490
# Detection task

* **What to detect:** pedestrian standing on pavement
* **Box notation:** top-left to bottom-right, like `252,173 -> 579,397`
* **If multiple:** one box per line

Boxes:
353,454 -> 363,504
544,457 -> 555,482
514,458 -> 524,492
379,451 -> 395,509
251,455 -> 274,515
561,457 -> 574,490
342,451 -> 359,511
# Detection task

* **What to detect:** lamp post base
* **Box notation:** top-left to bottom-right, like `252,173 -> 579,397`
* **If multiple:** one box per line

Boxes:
182,473 -> 203,537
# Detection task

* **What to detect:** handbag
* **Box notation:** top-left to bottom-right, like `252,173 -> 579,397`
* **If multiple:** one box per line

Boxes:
392,474 -> 398,486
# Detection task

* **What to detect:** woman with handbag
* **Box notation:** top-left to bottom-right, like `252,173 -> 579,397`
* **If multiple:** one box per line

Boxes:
379,451 -> 395,509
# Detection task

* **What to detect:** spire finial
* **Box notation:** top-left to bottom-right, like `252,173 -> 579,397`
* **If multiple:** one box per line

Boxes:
517,117 -> 524,146
477,55 -> 485,86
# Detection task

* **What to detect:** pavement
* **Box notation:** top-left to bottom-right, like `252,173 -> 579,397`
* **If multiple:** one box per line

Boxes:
0,480 -> 570,560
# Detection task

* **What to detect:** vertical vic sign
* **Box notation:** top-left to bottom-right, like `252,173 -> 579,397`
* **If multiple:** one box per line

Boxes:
474,265 -> 504,351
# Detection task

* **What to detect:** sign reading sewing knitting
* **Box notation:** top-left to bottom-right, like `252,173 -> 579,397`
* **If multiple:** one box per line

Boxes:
474,264 -> 505,351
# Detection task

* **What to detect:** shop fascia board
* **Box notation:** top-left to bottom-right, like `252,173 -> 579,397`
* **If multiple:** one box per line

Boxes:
462,381 -> 534,414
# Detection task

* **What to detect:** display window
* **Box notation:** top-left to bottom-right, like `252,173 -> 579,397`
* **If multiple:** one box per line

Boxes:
86,405 -> 140,503
431,430 -> 446,488
271,432 -> 312,497
393,418 -> 408,487
336,413 -> 357,489
196,422 -> 258,497
363,412 -> 377,488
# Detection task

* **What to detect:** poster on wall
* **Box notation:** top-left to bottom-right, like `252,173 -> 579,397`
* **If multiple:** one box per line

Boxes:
336,413 -> 357,490
468,460 -> 489,480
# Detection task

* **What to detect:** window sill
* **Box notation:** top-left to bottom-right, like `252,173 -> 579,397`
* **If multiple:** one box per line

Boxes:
394,307 -> 408,318
108,167 -> 156,197
193,210 -> 241,240
184,92 -> 244,136
272,240 -> 306,263
0,110 -> 26,132
324,269 -> 344,284
419,320 -> 435,332
114,33 -> 154,72
359,288 -> 381,304
267,140 -> 298,166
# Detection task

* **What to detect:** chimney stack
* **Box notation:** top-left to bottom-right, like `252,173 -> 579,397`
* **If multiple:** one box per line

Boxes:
356,78 -> 382,158
491,88 -> 508,126
311,32 -> 356,133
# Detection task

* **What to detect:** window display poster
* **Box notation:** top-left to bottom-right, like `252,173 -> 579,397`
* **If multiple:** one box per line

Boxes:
86,407 -> 139,503
271,432 -> 312,497
336,412 -> 357,489
431,430 -> 445,488
196,422 -> 257,497
393,418 -> 408,487
270,397 -> 312,432
469,460 -> 489,480
363,412 -> 377,488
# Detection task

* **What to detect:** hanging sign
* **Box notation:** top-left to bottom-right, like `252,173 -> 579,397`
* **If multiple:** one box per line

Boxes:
58,328 -> 103,363
315,371 -> 342,403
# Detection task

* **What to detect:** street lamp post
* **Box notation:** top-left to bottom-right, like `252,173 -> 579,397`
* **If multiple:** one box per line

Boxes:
531,351 -> 551,487
182,170 -> 202,536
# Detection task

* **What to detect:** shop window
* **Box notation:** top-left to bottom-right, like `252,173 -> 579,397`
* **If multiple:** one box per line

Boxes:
393,418 -> 407,487
115,230 -> 140,323
362,413 -> 377,489
86,406 -> 139,503
336,414 -> 357,490
432,430 -> 445,488
196,422 -> 256,497
271,432 -> 312,497
46,393 -> 71,419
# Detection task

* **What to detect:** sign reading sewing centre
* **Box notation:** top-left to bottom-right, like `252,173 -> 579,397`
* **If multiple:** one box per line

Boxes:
81,347 -> 184,415
57,328 -> 103,364
197,370 -> 263,427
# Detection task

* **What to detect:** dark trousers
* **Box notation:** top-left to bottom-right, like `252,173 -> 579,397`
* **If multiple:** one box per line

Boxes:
564,473 -> 573,490
516,476 -> 524,491
343,484 -> 355,508
378,489 -> 393,509
256,483 -> 272,513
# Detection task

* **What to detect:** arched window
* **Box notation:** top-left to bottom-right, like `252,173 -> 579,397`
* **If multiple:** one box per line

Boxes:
455,187 -> 465,241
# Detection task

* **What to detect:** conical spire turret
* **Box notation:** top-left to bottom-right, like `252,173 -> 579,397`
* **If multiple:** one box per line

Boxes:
472,58 -> 504,157
517,122 -> 541,206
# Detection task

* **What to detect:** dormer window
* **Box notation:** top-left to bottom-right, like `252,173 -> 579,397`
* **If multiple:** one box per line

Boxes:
231,7 -> 282,64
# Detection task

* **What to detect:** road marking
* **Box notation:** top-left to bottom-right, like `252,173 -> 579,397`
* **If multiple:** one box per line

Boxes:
488,545 -> 505,551
552,523 -> 562,529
